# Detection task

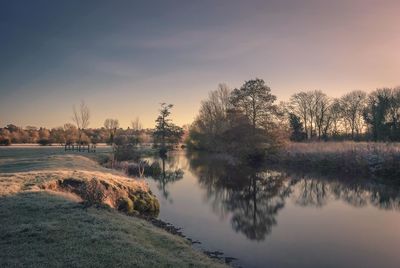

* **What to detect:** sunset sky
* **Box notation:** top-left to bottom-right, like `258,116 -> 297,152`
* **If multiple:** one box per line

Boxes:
1,0 -> 399,128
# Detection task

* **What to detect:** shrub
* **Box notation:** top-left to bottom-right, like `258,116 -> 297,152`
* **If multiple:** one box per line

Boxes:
0,137 -> 11,146
79,178 -> 107,206
117,197 -> 134,214
38,138 -> 51,146
148,162 -> 162,177
129,192 -> 160,216
97,154 -> 112,166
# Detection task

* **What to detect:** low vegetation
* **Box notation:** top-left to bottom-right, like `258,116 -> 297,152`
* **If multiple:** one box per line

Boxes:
278,142 -> 400,183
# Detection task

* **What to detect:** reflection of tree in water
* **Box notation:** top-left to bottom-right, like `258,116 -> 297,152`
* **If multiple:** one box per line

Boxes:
148,155 -> 184,203
188,152 -> 292,241
331,183 -> 370,208
187,152 -> 400,241
228,171 -> 291,241
289,174 -> 400,210
369,189 -> 400,210
292,179 -> 329,207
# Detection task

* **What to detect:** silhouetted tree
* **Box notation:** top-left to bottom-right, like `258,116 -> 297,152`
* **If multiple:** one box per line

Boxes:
187,84 -> 231,151
340,90 -> 367,139
104,118 -> 119,144
289,113 -> 306,141
153,103 -> 183,154
72,101 -> 90,145
230,78 -> 277,131
131,117 -> 142,133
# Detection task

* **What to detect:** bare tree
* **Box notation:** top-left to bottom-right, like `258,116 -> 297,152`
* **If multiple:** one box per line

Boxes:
290,92 -> 310,139
131,117 -> 142,133
290,90 -> 331,140
198,83 -> 231,136
387,87 -> 400,136
340,90 -> 367,139
313,90 -> 331,139
328,99 -> 344,137
72,101 -> 90,145
104,118 -> 119,144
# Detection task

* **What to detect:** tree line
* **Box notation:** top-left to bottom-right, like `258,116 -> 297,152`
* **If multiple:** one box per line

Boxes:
187,79 -> 400,155
0,101 -> 183,152
2,80 -> 400,150
0,123 -> 154,146
287,87 -> 400,141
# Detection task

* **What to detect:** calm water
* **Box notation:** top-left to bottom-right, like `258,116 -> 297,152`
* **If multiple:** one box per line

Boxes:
145,151 -> 400,268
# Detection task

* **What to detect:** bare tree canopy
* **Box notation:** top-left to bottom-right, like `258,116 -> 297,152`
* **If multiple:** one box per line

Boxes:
340,90 -> 367,139
104,118 -> 119,131
131,117 -> 142,132
72,101 -> 90,130
290,90 -> 332,140
104,118 -> 119,144
72,100 -> 90,144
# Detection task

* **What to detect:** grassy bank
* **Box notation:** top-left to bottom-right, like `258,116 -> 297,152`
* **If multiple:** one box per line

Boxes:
278,142 -> 400,183
0,191 -> 225,267
0,150 -> 226,267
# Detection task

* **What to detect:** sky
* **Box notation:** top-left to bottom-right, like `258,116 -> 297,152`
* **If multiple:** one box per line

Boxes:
1,0 -> 399,128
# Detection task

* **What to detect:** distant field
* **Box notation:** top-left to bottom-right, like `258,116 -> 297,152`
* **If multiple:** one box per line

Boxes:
0,146 -> 112,173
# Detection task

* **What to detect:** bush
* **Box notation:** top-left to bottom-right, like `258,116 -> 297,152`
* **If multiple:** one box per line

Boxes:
114,146 -> 140,161
132,193 -> 160,215
117,197 -> 134,213
96,154 -> 112,166
38,138 -> 51,146
79,178 -> 107,206
0,138 -> 11,146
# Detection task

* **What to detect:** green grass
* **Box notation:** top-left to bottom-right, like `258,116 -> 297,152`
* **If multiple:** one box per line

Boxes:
0,191 -> 225,267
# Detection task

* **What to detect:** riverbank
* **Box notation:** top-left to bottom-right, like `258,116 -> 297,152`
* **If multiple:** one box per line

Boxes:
0,149 -> 226,267
0,191 -> 225,267
276,142 -> 400,184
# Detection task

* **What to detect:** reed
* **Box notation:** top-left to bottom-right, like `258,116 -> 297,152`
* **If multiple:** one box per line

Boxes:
279,142 -> 400,183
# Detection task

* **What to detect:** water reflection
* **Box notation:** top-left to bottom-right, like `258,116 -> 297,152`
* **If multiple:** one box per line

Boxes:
184,152 -> 400,241
289,174 -> 400,211
187,152 -> 292,241
147,155 -> 184,203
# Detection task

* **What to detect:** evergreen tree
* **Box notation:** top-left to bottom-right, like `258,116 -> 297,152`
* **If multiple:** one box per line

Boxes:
153,103 -> 183,154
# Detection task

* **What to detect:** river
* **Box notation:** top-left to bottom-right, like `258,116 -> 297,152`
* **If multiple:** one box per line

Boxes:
145,150 -> 400,268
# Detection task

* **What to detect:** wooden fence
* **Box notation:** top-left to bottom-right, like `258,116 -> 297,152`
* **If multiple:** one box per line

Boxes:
64,144 -> 96,153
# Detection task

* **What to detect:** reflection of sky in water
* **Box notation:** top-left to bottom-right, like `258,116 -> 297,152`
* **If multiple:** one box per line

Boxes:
146,151 -> 400,268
